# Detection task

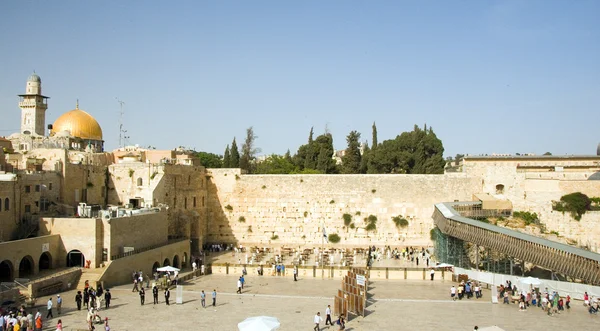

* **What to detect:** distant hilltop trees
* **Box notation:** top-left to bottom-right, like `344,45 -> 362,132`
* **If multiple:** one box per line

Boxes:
196,123 -> 446,175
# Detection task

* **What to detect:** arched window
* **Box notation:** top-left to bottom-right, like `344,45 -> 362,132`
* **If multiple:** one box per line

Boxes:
137,177 -> 143,186
495,184 -> 505,194
4,198 -> 9,211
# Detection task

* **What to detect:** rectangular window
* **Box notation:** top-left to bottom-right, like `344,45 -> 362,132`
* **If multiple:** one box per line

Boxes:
202,196 -> 205,207
49,183 -> 53,190
35,185 -> 40,192
184,197 -> 187,209
25,185 -> 31,193
173,197 -> 177,208
25,204 -> 31,213
193,197 -> 197,208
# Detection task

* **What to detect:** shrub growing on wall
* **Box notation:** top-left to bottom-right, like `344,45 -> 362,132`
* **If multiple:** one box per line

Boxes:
238,216 -> 246,223
392,215 -> 409,228
342,213 -> 352,227
271,234 -> 279,240
512,211 -> 539,225
328,233 -> 341,243
552,192 -> 591,221
225,204 -> 233,211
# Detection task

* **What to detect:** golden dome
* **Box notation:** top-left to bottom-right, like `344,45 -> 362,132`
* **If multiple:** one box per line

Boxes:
51,104 -> 103,141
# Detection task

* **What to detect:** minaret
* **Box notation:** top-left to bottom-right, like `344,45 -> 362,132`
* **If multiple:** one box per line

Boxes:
18,72 -> 49,136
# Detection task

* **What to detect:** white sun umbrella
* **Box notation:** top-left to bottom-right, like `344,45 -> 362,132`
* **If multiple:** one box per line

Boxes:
478,326 -> 506,331
519,276 -> 542,286
238,316 -> 281,331
156,266 -> 180,272
435,263 -> 454,268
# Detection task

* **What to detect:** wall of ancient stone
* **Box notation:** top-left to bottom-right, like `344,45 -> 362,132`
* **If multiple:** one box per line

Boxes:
107,211 -> 168,257
40,217 -> 101,267
206,169 -> 483,247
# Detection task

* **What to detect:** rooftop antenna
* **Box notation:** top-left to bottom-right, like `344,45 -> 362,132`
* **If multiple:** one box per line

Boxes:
115,97 -> 126,147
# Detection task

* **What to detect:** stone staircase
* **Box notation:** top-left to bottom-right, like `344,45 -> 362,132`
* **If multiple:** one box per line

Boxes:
76,265 -> 108,290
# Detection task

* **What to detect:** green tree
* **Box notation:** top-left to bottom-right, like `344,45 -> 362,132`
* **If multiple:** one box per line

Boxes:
254,154 -> 297,174
360,142 -> 370,174
284,149 -> 293,164
341,130 -> 362,174
230,138 -> 240,168
240,126 -> 260,173
367,124 -> 445,174
315,133 -> 337,173
223,145 -> 231,168
372,122 -> 378,149
195,151 -> 223,168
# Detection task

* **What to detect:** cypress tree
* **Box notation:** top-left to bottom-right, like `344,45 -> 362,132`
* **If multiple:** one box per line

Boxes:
341,131 -> 362,174
223,145 -> 231,168
230,138 -> 240,168
372,122 -> 378,149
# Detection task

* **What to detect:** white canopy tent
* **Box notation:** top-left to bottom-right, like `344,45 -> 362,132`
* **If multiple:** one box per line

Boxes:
478,326 -> 506,331
238,316 -> 281,331
156,266 -> 180,272
518,276 -> 542,286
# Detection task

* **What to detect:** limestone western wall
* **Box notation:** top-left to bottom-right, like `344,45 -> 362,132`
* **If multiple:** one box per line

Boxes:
206,169 -> 482,247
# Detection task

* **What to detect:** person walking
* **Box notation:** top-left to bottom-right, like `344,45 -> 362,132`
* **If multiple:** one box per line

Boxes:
34,315 -> 42,331
336,315 -> 346,330
46,297 -> 53,319
430,268 -> 435,281
132,278 -> 139,292
325,305 -> 332,325
139,287 -> 145,305
56,295 -> 62,315
83,289 -> 90,310
293,267 -> 297,281
164,288 -> 170,306
152,286 -> 159,305
313,312 -> 322,331
76,291 -> 83,311
200,290 -> 206,308
212,289 -> 217,306
240,275 -> 245,289
104,289 -> 111,309
237,278 -> 242,294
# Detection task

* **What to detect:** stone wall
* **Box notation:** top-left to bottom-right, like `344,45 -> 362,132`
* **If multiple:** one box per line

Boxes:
40,217 -> 101,267
206,169 -> 482,247
99,240 -> 189,287
107,211 -> 168,257
0,235 -> 63,278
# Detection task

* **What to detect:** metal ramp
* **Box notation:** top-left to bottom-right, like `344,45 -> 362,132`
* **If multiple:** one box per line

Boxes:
433,202 -> 600,285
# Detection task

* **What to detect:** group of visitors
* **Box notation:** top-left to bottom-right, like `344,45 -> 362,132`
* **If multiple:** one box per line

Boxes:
367,245 -> 433,267
313,305 -> 346,330
0,306 -> 44,331
450,281 -> 482,300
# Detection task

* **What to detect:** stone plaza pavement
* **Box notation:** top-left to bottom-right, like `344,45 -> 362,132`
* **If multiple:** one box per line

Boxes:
32,274 -> 598,330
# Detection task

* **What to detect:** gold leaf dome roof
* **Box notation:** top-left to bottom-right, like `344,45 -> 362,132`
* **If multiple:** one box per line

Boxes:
51,104 -> 103,141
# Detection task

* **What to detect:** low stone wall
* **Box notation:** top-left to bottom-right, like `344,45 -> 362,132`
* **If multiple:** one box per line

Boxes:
99,240 -> 190,288
209,263 -> 449,281
28,268 -> 81,298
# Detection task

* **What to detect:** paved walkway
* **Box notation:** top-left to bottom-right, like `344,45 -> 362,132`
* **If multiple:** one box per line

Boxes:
27,274 -> 599,330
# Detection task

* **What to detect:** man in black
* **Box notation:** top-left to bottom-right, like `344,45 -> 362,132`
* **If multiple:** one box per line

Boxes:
83,289 -> 89,309
164,288 -> 170,305
104,289 -> 111,309
75,291 -> 83,310
139,287 -> 145,305
153,285 -> 159,304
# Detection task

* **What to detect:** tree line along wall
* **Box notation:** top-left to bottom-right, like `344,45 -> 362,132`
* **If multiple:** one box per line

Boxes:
205,169 -> 482,247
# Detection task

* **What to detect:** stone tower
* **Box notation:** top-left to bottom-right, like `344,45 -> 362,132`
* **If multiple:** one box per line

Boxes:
18,73 -> 49,136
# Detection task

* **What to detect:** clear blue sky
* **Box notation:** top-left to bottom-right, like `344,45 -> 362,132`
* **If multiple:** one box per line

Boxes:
1,1 -> 598,157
